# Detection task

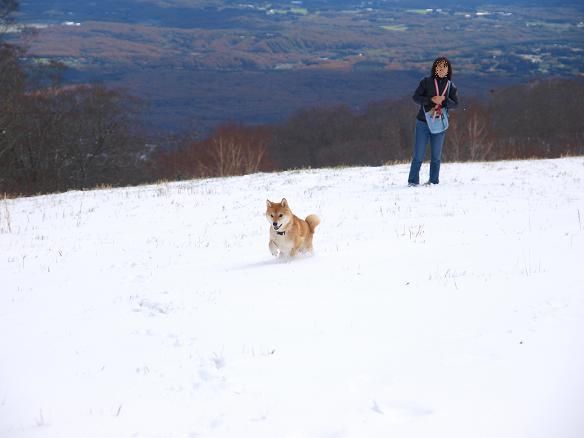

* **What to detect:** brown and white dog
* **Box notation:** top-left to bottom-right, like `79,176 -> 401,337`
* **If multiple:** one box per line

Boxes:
266,198 -> 320,257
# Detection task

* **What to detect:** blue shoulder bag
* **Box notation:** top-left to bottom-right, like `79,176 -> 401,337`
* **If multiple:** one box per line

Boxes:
424,79 -> 450,134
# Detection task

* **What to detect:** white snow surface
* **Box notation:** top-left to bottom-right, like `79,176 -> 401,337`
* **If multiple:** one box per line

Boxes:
1,158 -> 584,438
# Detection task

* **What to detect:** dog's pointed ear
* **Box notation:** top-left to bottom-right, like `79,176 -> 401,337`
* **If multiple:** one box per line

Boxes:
281,198 -> 287,207
266,199 -> 272,208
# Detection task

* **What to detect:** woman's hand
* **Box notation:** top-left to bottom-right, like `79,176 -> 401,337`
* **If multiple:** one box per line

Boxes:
431,96 -> 445,105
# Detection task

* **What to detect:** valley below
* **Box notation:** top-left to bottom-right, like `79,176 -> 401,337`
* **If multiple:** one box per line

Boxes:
11,0 -> 584,132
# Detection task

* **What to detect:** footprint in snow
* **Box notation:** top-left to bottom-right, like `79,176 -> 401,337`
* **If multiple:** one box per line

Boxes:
371,400 -> 433,423
134,298 -> 172,316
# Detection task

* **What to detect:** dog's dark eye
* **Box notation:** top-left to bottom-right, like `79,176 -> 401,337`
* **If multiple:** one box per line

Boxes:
270,214 -> 273,217
279,214 -> 283,218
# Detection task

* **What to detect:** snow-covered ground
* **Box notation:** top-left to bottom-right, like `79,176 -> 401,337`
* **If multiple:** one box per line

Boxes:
1,158 -> 583,438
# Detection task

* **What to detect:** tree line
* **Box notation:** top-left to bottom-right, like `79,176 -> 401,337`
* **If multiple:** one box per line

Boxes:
156,78 -> 584,181
1,1 -> 583,197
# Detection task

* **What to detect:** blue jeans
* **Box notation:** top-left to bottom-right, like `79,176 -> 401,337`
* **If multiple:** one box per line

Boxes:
407,119 -> 446,185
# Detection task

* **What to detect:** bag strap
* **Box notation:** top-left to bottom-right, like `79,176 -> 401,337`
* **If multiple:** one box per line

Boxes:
434,79 -> 450,97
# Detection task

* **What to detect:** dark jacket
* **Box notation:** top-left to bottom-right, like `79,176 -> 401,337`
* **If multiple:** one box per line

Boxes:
413,76 -> 459,123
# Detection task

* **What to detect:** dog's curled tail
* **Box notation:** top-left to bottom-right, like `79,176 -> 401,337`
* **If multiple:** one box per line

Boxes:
305,214 -> 320,233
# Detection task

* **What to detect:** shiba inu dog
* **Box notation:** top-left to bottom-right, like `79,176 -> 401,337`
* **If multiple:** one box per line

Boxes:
266,198 -> 320,257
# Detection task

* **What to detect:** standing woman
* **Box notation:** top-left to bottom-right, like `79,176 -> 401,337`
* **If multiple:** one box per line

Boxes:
408,57 -> 459,186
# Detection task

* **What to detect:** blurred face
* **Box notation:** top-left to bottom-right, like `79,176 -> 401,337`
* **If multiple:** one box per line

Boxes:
436,62 -> 449,78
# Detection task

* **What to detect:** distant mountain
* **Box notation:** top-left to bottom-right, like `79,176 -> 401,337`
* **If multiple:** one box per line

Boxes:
18,0 -> 583,27
19,0 -> 262,28
13,0 -> 584,133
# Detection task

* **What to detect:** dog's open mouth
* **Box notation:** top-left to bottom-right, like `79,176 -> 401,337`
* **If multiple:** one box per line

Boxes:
273,224 -> 282,231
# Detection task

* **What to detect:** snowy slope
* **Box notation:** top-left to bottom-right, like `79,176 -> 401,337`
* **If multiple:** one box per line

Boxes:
1,158 -> 584,438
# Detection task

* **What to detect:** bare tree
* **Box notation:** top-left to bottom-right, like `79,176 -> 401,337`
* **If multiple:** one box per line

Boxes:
0,82 -> 147,195
0,44 -> 24,151
0,43 -> 26,192
54,85 -> 145,188
466,111 -> 493,161
489,79 -> 584,158
153,123 -> 272,181
446,99 -> 494,162
207,124 -> 269,176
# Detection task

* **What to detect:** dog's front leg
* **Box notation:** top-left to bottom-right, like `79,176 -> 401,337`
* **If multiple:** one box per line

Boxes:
269,240 -> 279,257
